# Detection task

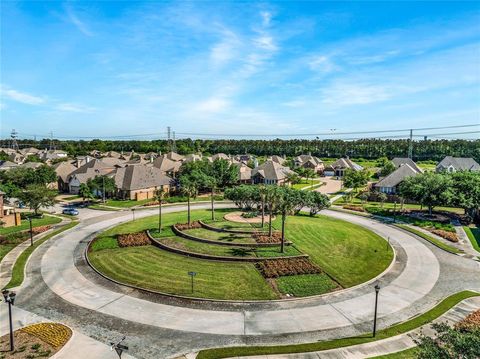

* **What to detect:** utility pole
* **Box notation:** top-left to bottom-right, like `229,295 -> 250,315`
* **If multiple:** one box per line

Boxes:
49,131 -> 54,151
407,129 -> 413,159
172,131 -> 177,153
167,126 -> 172,152
10,129 -> 19,151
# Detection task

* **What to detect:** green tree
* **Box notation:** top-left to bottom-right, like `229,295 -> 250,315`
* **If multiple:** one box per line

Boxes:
266,185 -> 282,239
306,191 -> 330,216
377,192 -> 388,209
155,188 -> 168,233
377,157 -> 396,177
343,169 -> 370,192
180,178 -> 198,227
399,172 -> 453,215
79,183 -> 93,203
34,165 -> 57,186
87,175 -> 116,199
258,185 -> 267,227
286,172 -> 301,185
18,184 -> 57,215
450,171 -> 480,218
276,188 -> 301,253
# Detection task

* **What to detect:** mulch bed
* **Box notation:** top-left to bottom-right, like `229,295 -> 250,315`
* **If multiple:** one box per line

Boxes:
252,232 -> 283,244
117,232 -> 151,247
455,309 -> 480,332
343,205 -> 366,212
429,229 -> 459,243
256,258 -> 322,278
175,221 -> 202,230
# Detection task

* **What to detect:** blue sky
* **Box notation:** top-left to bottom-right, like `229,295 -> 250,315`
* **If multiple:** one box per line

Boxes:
1,1 -> 479,140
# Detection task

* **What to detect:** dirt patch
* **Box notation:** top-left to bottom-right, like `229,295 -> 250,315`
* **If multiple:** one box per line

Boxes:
253,232 -> 282,244
224,211 -> 274,224
176,221 -> 202,230
117,232 -> 151,247
256,258 -> 321,278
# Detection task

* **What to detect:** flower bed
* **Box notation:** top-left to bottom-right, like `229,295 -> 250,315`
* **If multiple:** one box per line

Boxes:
455,309 -> 480,331
117,232 -> 151,247
256,258 -> 321,278
253,232 -> 282,244
20,323 -> 72,348
242,211 -> 259,218
175,221 -> 202,230
31,225 -> 51,235
430,229 -> 459,242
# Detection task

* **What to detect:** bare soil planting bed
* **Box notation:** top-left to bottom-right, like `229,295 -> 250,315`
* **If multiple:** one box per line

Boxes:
224,211 -> 275,224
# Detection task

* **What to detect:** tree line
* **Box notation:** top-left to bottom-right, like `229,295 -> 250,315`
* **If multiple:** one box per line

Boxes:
4,138 -> 479,162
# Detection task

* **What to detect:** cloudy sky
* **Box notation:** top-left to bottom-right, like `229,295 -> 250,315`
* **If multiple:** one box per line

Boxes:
1,1 -> 479,140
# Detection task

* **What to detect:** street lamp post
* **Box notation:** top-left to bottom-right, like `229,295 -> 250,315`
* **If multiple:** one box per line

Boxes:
2,289 -> 16,351
28,216 -> 33,246
393,200 -> 397,223
373,283 -> 380,337
132,208 -> 136,221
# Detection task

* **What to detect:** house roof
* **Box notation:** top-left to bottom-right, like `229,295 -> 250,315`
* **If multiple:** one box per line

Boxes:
152,156 -> 182,172
269,155 -> 286,165
69,159 -> 115,178
391,158 -> 423,173
375,164 -> 419,188
437,156 -> 480,171
212,153 -> 230,161
20,147 -> 40,155
327,158 -> 363,171
0,160 -> 18,169
53,161 -> 77,182
18,162 -> 43,169
99,157 -> 127,168
233,163 -> 252,181
252,160 -> 294,181
114,165 -> 172,191
294,154 -> 323,166
165,151 -> 185,161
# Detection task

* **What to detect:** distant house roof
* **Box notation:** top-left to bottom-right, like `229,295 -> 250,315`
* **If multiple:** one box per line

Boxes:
233,162 -> 252,181
251,160 -> 294,181
20,147 -> 40,155
100,157 -> 127,168
54,161 -> 77,182
114,165 -> 172,191
391,158 -> 423,173
152,156 -> 182,172
327,158 -> 363,171
437,156 -> 480,172
269,155 -> 286,165
294,155 -> 323,166
0,161 -> 18,170
68,159 -> 116,181
375,164 -> 419,189
18,162 -> 43,169
165,151 -> 184,162
183,154 -> 203,163
211,153 -> 230,161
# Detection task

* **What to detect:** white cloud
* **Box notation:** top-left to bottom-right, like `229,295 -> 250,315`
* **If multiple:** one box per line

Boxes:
55,102 -> 95,113
260,11 -> 272,27
210,30 -> 241,66
1,86 -> 45,105
195,97 -> 229,113
283,99 -> 306,108
309,56 -> 338,73
254,35 -> 277,51
65,3 -> 93,36
321,83 -> 391,106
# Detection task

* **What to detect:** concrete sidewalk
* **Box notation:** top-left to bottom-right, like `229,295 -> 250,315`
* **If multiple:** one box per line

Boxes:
223,296 -> 480,359
0,216 -> 70,288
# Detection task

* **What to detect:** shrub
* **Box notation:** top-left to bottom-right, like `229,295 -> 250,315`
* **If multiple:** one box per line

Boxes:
455,309 -> 480,331
343,205 -> 365,212
256,258 -> 321,278
241,211 -> 259,218
117,232 -> 151,247
31,225 -> 51,235
430,229 -> 459,242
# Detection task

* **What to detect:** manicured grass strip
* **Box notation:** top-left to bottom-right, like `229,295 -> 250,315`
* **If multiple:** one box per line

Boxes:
276,273 -> 338,297
4,221 -> 78,289
369,347 -> 417,358
183,228 -> 257,244
196,290 -> 479,359
88,246 -> 278,300
0,214 -> 62,235
395,224 -> 462,254
464,226 -> 480,253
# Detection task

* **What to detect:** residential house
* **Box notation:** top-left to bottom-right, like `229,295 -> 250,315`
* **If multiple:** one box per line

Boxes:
0,161 -> 18,171
392,158 -> 423,173
20,147 -> 41,157
74,155 -> 95,168
164,151 -> 185,162
436,156 -> 480,173
211,153 -> 230,161
0,190 -> 21,228
18,162 -> 43,170
67,159 -> 116,194
375,163 -> 421,194
294,154 -> 324,174
183,154 -> 203,163
8,152 -> 25,164
251,160 -> 294,185
54,161 -> 77,192
114,165 -> 173,200
268,155 -> 286,165
152,156 -> 182,177
234,163 -> 252,184
324,157 -> 363,177
39,150 -> 68,163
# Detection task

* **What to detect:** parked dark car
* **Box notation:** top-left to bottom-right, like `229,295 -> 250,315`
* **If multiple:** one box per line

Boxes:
62,208 -> 79,216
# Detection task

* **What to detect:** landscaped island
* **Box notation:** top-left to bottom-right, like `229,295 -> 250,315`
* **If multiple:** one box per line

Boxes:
87,208 -> 393,300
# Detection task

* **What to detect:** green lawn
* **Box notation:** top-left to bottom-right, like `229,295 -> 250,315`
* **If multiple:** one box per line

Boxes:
196,290 -> 478,359
203,217 -> 264,231
292,179 -> 321,190
276,274 -> 338,297
4,221 -> 78,289
395,224 -> 462,254
156,236 -> 300,258
89,208 -> 393,299
0,214 -> 62,263
183,228 -> 257,244
464,226 -> 480,253
88,246 -> 277,300
282,214 -> 393,287
104,198 -> 154,208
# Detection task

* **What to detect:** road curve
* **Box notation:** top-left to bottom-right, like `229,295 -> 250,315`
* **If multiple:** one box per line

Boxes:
38,203 -> 441,336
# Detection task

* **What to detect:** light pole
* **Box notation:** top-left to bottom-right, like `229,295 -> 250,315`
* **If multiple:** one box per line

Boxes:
373,283 -> 380,337
28,216 -> 33,246
393,200 -> 397,223
188,271 -> 196,293
132,208 -> 136,221
110,336 -> 128,358
3,289 -> 16,351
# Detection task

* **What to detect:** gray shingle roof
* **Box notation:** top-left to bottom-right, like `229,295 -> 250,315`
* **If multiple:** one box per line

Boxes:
391,158 -> 423,173
251,160 -> 294,181
327,158 -> 363,171
114,165 -> 172,191
375,164 -> 419,188
437,156 -> 480,171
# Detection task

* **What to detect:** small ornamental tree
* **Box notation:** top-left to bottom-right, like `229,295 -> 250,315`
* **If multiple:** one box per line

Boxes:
180,178 -> 198,227
306,191 -> 330,216
79,183 -> 93,203
18,184 -> 57,215
343,169 -> 370,192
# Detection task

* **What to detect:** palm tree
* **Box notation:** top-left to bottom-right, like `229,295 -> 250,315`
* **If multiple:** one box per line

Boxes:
266,185 -> 281,239
155,188 -> 167,233
180,179 -> 198,227
277,188 -> 299,253
258,185 -> 267,227
205,176 -> 218,221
